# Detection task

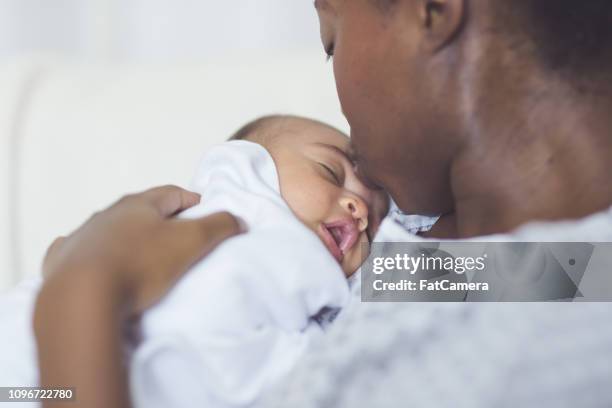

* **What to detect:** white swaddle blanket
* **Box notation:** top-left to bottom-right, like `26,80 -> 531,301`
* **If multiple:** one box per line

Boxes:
129,141 -> 350,408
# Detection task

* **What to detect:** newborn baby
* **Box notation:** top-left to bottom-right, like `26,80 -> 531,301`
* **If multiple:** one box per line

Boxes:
128,115 -> 389,408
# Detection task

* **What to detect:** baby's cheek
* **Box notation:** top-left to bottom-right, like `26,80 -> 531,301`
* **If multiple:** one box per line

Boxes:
280,180 -> 327,226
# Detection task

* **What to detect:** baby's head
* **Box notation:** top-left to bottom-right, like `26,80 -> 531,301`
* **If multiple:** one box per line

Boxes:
230,115 -> 389,276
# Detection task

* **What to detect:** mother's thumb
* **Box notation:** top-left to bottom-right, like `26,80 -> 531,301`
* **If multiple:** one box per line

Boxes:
170,211 -> 246,268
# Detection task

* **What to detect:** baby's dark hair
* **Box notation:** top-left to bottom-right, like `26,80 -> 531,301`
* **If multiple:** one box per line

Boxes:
228,115 -> 346,144
228,115 -> 285,142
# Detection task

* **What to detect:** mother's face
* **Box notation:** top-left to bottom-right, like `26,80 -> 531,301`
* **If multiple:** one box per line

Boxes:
315,0 -> 462,215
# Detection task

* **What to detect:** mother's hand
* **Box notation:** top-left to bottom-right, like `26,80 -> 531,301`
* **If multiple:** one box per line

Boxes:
42,185 -> 242,314
34,185 -> 243,408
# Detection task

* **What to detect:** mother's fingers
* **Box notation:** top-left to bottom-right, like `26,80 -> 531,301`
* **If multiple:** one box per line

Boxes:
168,212 -> 244,271
140,185 -> 202,217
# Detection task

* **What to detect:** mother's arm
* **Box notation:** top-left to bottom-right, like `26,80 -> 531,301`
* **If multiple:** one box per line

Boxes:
33,186 -> 242,408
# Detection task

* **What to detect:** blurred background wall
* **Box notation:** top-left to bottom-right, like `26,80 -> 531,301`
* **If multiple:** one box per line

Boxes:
0,0 -> 345,289
0,0 -> 323,62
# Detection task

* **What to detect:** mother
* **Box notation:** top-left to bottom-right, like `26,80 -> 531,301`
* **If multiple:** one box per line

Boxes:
319,0 -> 612,237
36,1 -> 612,407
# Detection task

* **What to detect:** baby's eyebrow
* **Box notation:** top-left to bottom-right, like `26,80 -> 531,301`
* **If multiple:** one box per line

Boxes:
314,142 -> 355,164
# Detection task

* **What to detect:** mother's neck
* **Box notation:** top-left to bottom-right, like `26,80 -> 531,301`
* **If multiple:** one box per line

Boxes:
450,66 -> 612,237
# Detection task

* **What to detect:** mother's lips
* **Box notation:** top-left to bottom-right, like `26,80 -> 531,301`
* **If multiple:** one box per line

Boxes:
319,219 -> 360,263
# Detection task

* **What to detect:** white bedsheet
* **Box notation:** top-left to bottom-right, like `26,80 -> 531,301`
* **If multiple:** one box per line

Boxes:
0,278 -> 41,390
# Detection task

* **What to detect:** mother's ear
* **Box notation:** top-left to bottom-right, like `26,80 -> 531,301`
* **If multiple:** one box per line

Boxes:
416,0 -> 466,52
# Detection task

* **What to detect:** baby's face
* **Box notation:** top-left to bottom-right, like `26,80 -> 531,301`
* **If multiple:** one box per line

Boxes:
265,118 -> 389,276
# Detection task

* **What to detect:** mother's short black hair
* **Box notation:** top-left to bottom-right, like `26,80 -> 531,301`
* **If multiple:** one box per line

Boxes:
375,0 -> 612,77
498,0 -> 612,76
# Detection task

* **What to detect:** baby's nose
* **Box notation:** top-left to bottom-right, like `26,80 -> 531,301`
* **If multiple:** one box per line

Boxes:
340,196 -> 369,232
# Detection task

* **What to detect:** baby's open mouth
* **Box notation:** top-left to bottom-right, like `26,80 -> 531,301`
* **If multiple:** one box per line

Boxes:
319,220 -> 360,264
